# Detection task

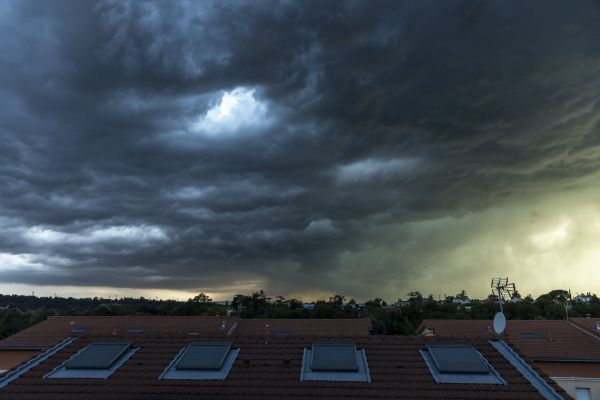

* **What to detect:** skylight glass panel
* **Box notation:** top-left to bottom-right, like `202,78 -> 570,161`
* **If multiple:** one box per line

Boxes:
520,332 -> 545,339
311,343 -> 359,372
175,342 -> 232,370
426,344 -> 489,374
65,342 -> 132,370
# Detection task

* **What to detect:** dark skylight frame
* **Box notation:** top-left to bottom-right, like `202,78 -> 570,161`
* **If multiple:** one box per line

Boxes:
520,332 -> 545,339
301,342 -> 371,382
175,342 -> 232,370
160,341 -> 239,380
45,341 -> 138,379
68,327 -> 88,334
65,342 -> 132,370
426,343 -> 490,374
310,342 -> 359,372
420,342 -> 506,384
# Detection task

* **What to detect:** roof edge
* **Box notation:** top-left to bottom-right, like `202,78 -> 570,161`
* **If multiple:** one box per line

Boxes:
0,337 -> 76,390
490,340 -> 565,400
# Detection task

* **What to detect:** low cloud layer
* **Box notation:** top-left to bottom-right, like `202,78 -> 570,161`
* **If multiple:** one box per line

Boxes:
1,0 -> 600,300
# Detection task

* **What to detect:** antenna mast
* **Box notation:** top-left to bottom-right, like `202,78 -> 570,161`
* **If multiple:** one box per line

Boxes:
565,289 -> 572,322
490,277 -> 516,336
491,277 -> 516,314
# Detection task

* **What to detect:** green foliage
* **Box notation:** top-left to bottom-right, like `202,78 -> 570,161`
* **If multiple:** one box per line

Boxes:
1,288 -> 599,340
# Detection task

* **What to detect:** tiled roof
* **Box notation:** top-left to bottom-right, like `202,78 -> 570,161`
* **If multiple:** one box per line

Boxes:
419,319 -> 600,361
0,317 -> 372,350
234,318 -> 372,337
570,317 -> 600,337
0,334 -> 568,400
0,316 -> 238,348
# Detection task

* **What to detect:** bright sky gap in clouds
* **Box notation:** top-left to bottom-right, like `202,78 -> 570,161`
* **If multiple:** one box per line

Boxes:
1,0 -> 600,301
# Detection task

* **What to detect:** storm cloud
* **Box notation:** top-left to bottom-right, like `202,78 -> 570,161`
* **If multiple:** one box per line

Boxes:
1,0 -> 600,300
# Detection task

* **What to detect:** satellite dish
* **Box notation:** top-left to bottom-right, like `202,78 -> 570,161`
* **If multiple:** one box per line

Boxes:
493,311 -> 506,335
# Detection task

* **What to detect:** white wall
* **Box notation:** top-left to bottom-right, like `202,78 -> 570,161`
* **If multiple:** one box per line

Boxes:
552,377 -> 600,400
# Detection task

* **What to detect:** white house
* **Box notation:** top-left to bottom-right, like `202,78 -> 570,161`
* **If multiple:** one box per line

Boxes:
575,294 -> 593,303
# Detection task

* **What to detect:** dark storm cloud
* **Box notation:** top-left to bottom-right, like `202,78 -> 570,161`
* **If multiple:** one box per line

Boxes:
1,0 -> 600,298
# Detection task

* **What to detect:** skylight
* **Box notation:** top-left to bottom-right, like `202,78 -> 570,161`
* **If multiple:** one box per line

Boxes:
68,327 -> 88,334
311,343 -> 359,372
420,343 -> 505,384
160,341 -> 239,380
65,343 -> 131,370
427,344 -> 490,374
45,342 -> 138,379
175,342 -> 231,370
301,342 -> 370,382
520,332 -> 545,339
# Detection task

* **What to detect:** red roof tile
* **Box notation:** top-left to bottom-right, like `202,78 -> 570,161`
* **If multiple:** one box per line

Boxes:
0,316 -> 238,348
0,317 -> 372,349
570,318 -> 600,338
419,319 -> 600,361
0,334 -> 568,400
233,318 -> 371,337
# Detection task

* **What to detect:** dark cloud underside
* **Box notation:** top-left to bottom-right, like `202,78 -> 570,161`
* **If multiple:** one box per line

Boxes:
1,0 -> 600,299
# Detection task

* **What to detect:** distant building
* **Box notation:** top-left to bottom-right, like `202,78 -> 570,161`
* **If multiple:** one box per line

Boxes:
302,303 -> 315,310
452,297 -> 470,305
347,303 -> 366,310
510,295 -> 523,303
575,294 -> 593,303
393,299 -> 411,308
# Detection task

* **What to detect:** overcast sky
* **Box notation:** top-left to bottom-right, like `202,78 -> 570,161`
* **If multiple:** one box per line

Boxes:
1,0 -> 600,301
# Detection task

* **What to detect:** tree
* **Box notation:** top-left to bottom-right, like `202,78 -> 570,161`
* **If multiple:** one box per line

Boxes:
365,298 -> 385,312
190,293 -> 212,304
329,295 -> 346,309
407,291 -> 423,305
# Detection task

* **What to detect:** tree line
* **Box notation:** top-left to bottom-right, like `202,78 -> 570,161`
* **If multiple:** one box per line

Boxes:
0,289 -> 598,339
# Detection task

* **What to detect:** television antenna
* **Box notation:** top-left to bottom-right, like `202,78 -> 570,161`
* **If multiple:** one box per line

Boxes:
565,289 -> 572,322
490,277 -> 516,335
